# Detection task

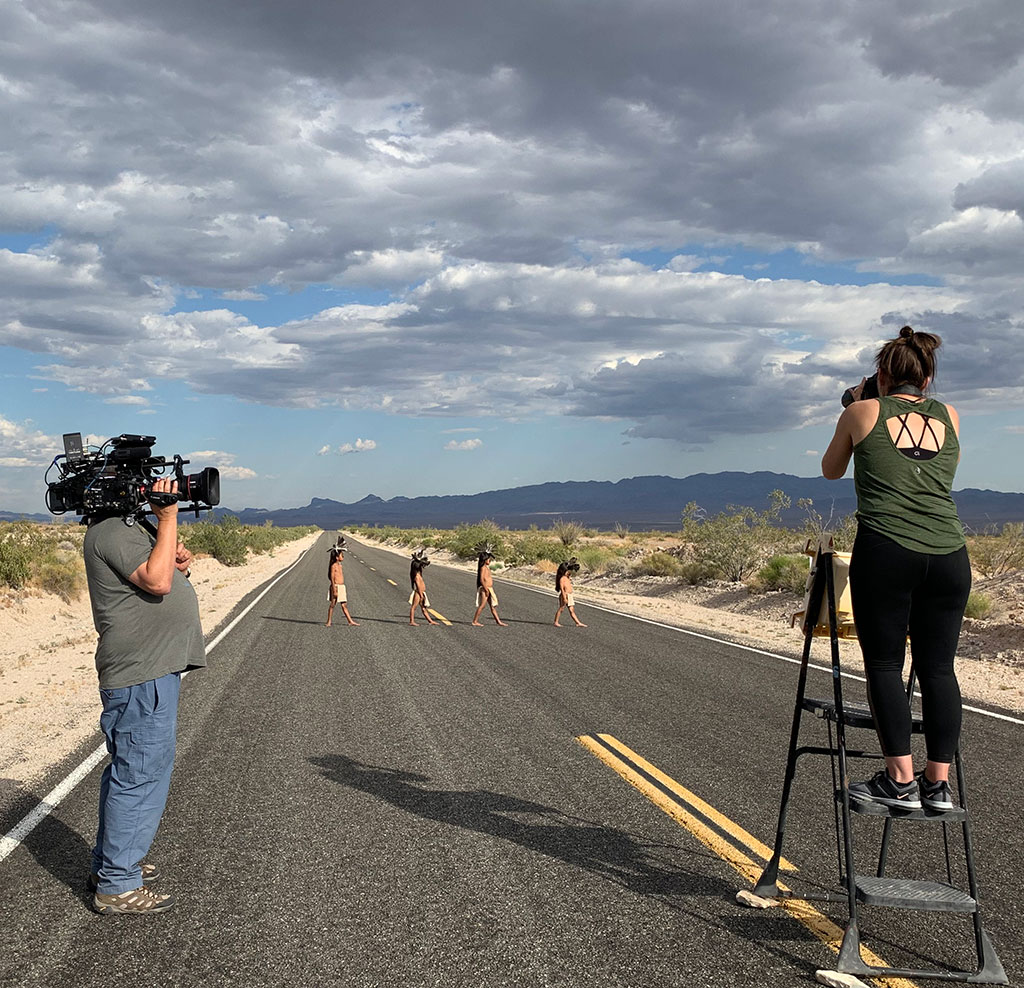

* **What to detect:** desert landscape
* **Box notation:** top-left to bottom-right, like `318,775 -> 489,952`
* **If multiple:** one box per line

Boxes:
2,526 -> 1021,797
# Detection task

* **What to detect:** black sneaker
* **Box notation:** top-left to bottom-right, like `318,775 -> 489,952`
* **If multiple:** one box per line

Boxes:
917,772 -> 955,812
848,770 -> 922,810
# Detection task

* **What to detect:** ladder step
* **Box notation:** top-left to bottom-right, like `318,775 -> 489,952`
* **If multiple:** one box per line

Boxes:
803,698 -> 924,732
836,789 -> 967,821
854,876 -> 976,913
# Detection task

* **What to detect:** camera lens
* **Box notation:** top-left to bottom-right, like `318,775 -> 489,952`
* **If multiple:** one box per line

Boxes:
177,467 -> 220,506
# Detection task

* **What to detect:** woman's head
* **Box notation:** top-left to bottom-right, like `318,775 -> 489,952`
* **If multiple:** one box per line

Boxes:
875,325 -> 941,391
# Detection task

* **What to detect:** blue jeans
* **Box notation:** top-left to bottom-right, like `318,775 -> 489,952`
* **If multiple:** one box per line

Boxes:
92,672 -> 181,894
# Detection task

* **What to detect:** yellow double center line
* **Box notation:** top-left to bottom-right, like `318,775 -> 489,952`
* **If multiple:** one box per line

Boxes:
578,733 -> 916,988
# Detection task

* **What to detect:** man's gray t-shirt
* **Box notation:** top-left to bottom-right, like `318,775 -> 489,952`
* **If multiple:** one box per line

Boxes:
84,517 -> 206,689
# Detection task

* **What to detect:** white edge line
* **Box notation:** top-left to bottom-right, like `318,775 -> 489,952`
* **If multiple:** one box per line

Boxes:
499,577 -> 1024,728
1,541 -> 317,865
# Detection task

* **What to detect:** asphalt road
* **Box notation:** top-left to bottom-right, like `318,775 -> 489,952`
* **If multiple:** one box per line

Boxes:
1,532 -> 1020,987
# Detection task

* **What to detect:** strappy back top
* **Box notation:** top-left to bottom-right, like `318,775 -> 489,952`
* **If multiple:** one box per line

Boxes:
853,395 -> 965,554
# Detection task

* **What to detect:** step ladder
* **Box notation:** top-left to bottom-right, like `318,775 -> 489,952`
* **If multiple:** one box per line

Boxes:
744,538 -> 1007,984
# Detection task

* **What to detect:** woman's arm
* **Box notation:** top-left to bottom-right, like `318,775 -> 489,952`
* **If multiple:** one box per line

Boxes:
822,400 -> 879,479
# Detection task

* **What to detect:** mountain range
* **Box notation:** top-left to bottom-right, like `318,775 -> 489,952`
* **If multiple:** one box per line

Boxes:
216,472 -> 1024,531
9,471 -> 1022,530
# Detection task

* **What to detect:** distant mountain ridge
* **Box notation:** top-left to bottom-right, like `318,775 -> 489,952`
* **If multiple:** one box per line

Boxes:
8,471 -> 1022,529
216,471 -> 1024,531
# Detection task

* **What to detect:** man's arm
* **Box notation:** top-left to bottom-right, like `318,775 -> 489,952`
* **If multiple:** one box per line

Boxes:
128,477 -> 180,596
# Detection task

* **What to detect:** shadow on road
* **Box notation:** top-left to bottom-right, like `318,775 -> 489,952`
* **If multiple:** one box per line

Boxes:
21,811 -> 93,909
310,754 -> 730,901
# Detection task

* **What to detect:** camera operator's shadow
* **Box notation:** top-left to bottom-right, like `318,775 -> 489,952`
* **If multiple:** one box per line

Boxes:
20,810 -> 94,909
310,754 -> 727,902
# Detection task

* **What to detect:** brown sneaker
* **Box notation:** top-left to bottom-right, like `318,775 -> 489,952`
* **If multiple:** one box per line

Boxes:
92,885 -> 175,916
88,862 -> 160,893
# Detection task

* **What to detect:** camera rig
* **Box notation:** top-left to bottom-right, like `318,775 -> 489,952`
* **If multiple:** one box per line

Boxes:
44,433 -> 220,521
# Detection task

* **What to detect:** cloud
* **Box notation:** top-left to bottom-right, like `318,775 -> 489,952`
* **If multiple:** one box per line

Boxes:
218,466 -> 258,480
103,395 -> 150,405
337,438 -> 377,454
184,448 -> 257,479
444,438 -> 483,451
0,414 -> 57,466
320,438 -> 378,455
3,0 -> 1024,452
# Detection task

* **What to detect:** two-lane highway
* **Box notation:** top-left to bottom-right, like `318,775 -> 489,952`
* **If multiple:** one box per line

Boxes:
1,532 -> 1020,987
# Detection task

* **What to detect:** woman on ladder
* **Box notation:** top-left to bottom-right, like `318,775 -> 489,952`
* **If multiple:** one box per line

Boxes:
822,326 -> 970,813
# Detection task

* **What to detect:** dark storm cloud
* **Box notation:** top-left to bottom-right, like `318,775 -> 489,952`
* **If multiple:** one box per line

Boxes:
2,0 -> 1024,445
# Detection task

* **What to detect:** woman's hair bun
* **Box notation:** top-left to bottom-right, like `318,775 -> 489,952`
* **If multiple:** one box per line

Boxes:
899,325 -> 915,340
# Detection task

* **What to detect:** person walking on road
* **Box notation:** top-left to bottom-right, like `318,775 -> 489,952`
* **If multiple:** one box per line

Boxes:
822,326 -> 969,813
472,546 -> 508,626
409,549 -> 438,626
83,475 -> 206,915
554,558 -> 586,627
326,540 -> 358,627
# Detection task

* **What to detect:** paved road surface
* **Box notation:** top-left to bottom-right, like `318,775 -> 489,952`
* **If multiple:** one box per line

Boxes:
1,533 -> 1020,987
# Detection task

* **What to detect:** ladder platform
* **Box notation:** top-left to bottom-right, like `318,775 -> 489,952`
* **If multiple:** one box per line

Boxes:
837,790 -> 967,821
854,875 -> 976,913
802,697 -> 924,732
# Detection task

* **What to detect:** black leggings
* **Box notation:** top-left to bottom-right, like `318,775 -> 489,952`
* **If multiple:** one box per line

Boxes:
848,526 -> 971,763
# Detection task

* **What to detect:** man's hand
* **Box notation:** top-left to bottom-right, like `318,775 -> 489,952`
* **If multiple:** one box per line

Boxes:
175,542 -> 193,574
128,477 -> 181,595
149,477 -> 179,522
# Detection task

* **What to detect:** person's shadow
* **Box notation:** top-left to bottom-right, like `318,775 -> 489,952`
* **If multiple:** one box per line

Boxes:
310,754 -> 730,902
20,808 -> 94,908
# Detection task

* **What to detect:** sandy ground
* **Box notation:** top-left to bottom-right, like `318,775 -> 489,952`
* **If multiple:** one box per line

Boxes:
356,535 -> 1024,718
0,531 -> 320,789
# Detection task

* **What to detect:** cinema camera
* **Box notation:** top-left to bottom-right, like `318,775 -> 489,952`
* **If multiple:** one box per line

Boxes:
45,433 -> 220,520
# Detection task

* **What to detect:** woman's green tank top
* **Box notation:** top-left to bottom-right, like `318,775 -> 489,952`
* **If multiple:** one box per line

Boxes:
853,395 -> 965,554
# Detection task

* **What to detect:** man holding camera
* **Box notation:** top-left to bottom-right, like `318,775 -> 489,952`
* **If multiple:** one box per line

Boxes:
83,476 -> 206,915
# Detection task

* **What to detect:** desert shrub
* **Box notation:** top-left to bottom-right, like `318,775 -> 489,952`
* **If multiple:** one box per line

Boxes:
0,534 -> 32,588
575,545 -> 619,575
963,592 -> 993,620
551,518 -> 585,549
442,520 -> 507,559
681,490 -> 794,582
32,553 -> 86,602
798,498 -> 858,552
968,522 -> 1024,578
182,517 -> 313,566
751,554 -> 809,594
630,551 -> 683,578
509,530 -> 563,566
677,560 -> 721,585
614,522 -> 630,539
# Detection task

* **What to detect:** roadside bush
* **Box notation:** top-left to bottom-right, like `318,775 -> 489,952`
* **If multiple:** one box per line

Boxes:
629,551 -> 683,578
442,520 -> 507,559
509,530 -> 563,566
969,522 -> 1024,578
551,518 -> 585,549
32,553 -> 86,602
575,545 -> 620,576
681,490 -> 794,582
677,560 -> 721,585
963,592 -> 993,620
0,533 -> 32,589
797,497 -> 857,552
182,517 -> 314,567
750,554 -> 809,594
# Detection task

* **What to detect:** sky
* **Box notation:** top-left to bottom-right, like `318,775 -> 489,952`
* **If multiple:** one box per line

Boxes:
2,0 -> 1024,515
